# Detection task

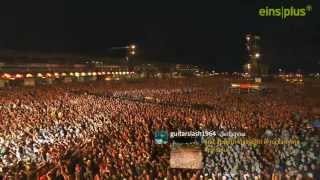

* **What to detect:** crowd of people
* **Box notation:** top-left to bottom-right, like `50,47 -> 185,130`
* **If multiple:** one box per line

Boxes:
0,78 -> 319,179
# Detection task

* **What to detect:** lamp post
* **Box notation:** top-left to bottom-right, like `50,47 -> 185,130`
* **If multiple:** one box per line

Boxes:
126,44 -> 136,61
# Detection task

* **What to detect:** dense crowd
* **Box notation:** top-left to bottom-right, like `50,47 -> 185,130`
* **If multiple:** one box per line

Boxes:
0,78 -> 319,179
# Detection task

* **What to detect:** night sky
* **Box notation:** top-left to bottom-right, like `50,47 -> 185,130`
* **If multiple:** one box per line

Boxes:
0,1 -> 319,71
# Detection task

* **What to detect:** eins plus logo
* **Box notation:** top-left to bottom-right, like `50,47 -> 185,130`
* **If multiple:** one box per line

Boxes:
258,5 -> 312,19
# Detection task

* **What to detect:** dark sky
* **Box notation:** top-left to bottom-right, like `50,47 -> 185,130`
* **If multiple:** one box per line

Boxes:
0,1 -> 319,71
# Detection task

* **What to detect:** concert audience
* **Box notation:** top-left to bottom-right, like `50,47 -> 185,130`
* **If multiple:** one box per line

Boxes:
0,78 -> 318,179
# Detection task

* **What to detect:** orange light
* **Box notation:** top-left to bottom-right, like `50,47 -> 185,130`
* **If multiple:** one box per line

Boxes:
15,74 -> 23,78
2,73 -> 11,79
231,83 -> 240,87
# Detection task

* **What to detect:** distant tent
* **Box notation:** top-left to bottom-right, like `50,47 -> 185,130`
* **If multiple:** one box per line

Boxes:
264,129 -> 273,136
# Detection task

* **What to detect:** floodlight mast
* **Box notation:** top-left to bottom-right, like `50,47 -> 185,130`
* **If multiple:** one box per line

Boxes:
245,34 -> 261,77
